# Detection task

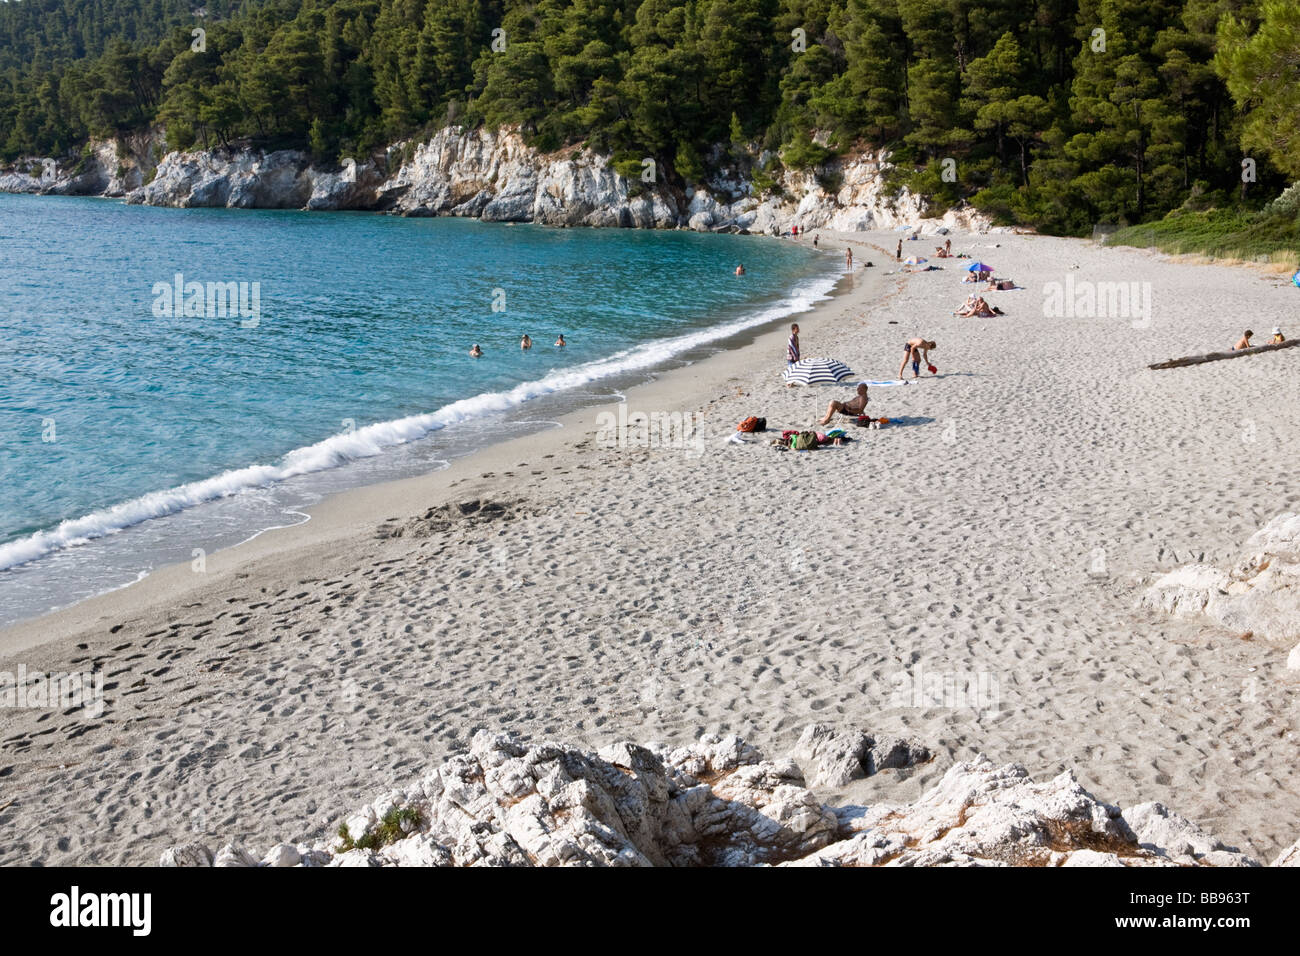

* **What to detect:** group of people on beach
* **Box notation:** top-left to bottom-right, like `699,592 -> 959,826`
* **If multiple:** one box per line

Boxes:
470,334 -> 565,357
786,319 -> 938,425
1233,328 -> 1285,350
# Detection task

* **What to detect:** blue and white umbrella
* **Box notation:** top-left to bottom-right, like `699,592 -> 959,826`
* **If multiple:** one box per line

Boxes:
1292,269 -> 1300,289
967,261 -> 994,272
782,357 -> 855,385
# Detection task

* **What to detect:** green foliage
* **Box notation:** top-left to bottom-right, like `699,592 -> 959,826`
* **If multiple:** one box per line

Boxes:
0,0 -> 1294,243
781,129 -> 831,169
1216,0 -> 1300,181
1106,205 -> 1300,263
336,807 -> 424,852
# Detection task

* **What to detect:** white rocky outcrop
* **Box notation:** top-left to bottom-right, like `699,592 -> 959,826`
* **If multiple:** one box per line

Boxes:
790,722 -> 931,788
1143,513 -> 1300,660
160,727 -> 1268,867
0,132 -> 162,198
5,124 -> 993,235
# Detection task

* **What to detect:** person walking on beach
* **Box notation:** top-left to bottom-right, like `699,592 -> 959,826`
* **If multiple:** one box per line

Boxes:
520,334 -> 532,350
818,383 -> 869,425
555,334 -> 566,348
469,344 -> 483,358
898,338 -> 936,379
1232,330 -> 1253,351
813,234 -> 819,248
896,239 -> 903,261
787,323 -> 800,365
945,238 -> 952,256
845,247 -> 853,270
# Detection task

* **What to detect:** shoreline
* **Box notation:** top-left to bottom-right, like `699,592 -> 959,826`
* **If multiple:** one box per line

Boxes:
0,233 -> 882,654
7,226 -> 1300,866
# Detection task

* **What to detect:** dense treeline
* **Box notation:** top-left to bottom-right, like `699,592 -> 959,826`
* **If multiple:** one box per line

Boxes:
1,0 -> 1296,234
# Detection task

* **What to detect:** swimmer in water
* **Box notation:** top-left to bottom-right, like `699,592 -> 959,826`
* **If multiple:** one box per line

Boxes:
735,263 -> 745,276
469,344 -> 483,358
520,334 -> 532,350
555,334 -> 566,348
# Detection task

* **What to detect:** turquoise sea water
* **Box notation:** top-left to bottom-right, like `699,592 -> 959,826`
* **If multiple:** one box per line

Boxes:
0,194 -> 838,625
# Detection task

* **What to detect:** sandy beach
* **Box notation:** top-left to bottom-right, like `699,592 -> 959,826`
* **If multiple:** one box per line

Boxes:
3,228 -> 1299,865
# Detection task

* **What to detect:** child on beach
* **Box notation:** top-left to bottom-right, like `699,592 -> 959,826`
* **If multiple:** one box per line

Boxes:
818,384 -> 869,425
787,323 -> 800,365
1232,330 -> 1253,350
898,338 -> 936,379
1272,327 -> 1285,344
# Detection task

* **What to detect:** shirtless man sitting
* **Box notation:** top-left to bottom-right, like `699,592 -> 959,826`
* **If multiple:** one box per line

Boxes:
818,383 -> 869,425
898,338 -> 936,379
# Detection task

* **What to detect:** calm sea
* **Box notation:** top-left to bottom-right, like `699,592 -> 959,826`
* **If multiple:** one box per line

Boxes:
0,193 -> 838,625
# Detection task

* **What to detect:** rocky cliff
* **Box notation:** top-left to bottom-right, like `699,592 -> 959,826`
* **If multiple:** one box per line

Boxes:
159,724 -> 1293,868
2,126 -> 988,235
0,130 -> 163,199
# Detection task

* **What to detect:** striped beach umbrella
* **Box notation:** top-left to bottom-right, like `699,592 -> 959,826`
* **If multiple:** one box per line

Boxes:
782,357 -> 855,385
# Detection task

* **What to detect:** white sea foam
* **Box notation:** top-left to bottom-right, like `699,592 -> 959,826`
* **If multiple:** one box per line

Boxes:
0,272 -> 837,573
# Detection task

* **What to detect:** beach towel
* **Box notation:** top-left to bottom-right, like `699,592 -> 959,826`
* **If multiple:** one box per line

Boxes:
859,379 -> 911,387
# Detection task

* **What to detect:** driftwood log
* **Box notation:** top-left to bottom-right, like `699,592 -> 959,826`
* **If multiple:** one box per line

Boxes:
1149,338 -> 1300,369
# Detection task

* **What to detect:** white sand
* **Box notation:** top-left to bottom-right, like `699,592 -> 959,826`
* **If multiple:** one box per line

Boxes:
2,230 -> 1299,865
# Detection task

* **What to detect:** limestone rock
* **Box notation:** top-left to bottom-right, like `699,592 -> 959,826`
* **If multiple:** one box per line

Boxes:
1120,802 -> 1256,865
1272,837 -> 1300,866
261,843 -> 301,868
160,729 -> 1267,868
8,125 -> 991,237
790,723 -> 930,788
1142,512 -> 1300,643
213,843 -> 258,867
159,842 -> 213,867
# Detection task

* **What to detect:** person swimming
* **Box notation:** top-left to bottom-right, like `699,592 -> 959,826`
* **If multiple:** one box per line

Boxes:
735,263 -> 745,276
555,334 -> 566,348
520,334 -> 532,350
469,344 -> 483,358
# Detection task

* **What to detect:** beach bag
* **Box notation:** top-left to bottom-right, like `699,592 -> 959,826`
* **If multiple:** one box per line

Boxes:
738,416 -> 759,433
791,431 -> 819,451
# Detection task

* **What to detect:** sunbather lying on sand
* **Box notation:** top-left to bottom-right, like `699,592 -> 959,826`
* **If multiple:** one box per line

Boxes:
954,296 -> 1001,317
818,383 -> 869,425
